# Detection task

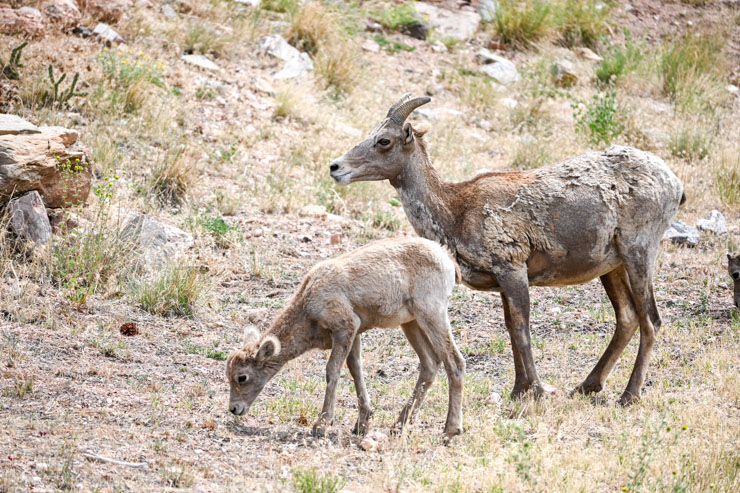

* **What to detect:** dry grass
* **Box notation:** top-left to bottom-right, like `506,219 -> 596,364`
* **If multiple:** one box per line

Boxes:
1,0 -> 739,491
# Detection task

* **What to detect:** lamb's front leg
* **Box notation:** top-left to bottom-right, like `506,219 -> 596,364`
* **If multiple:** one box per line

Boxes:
313,330 -> 354,438
346,334 -> 372,436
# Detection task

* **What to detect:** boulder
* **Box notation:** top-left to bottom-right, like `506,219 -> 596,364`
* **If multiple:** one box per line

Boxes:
696,210 -> 727,236
414,3 -> 480,41
0,7 -> 45,37
477,0 -> 498,23
477,51 -> 521,84
161,4 -> 177,19
259,35 -> 313,79
83,0 -> 130,23
120,214 -> 194,268
0,115 -> 91,209
8,191 -> 52,246
93,22 -> 125,44
181,54 -> 220,71
43,0 -> 81,29
551,59 -> 577,87
663,221 -> 700,247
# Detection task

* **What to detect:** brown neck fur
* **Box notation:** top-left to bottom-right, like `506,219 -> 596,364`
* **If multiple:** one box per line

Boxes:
254,288 -> 314,369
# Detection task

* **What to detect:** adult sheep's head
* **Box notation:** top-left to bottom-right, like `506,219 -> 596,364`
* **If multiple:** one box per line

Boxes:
329,93 -> 430,185
225,326 -> 282,416
728,253 -> 740,309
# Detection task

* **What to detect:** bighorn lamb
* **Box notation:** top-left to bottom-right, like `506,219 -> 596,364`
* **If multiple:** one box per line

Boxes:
226,237 -> 466,438
728,254 -> 740,308
329,94 -> 685,406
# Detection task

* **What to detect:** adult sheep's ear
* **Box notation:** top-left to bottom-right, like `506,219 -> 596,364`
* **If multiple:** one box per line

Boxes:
243,325 -> 260,345
403,123 -> 414,144
256,335 -> 281,363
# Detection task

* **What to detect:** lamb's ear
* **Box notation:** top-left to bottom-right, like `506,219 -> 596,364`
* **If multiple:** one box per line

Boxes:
256,335 -> 281,363
243,325 -> 260,345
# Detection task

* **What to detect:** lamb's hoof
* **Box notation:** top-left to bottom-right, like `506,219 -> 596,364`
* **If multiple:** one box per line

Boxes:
571,381 -> 603,397
618,391 -> 640,407
444,426 -> 462,439
312,421 -> 328,438
352,421 -> 369,437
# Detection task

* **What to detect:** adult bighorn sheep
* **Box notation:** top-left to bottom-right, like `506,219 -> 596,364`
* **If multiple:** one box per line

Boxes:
226,237 -> 466,438
728,254 -> 740,308
329,94 -> 685,406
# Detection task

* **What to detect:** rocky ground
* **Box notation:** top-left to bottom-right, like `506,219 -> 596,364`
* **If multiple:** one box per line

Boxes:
1,0 -> 739,492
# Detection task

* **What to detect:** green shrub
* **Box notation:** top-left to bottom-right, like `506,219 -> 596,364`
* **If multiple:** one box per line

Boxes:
291,468 -> 346,493
493,0 -> 552,48
572,88 -> 625,146
373,2 -> 420,31
669,125 -> 713,161
595,31 -> 643,84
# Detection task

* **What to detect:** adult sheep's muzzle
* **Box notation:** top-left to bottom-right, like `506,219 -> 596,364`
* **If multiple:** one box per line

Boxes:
329,159 -> 351,185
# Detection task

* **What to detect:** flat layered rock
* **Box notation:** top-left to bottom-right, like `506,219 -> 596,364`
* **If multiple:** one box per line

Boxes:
0,115 -> 91,208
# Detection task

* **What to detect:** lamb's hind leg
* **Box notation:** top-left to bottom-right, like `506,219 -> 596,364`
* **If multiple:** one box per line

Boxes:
616,239 -> 661,406
415,310 -> 466,438
394,320 -> 441,433
346,334 -> 372,436
573,265 -> 639,395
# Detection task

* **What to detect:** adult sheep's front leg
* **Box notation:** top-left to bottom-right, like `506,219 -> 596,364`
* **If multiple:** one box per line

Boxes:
499,268 -> 556,399
313,328 -> 355,438
346,334 -> 372,436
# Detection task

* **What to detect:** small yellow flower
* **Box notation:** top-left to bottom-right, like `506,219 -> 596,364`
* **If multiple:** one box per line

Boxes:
114,174 -> 120,180
622,487 -> 628,492
138,51 -> 144,56
682,425 -> 687,430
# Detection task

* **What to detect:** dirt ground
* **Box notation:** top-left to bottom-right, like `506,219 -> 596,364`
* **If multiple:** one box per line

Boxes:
1,0 -> 740,491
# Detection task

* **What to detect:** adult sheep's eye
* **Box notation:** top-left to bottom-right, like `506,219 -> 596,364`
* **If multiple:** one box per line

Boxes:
378,138 -> 391,146
237,375 -> 247,383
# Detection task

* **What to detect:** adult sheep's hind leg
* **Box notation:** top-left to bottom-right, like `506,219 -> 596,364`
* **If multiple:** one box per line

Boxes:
346,335 -> 372,436
573,265 -> 639,396
394,320 -> 441,433
616,238 -> 661,406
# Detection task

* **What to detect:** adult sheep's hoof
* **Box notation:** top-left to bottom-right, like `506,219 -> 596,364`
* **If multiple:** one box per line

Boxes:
571,380 -> 603,396
618,391 -> 640,407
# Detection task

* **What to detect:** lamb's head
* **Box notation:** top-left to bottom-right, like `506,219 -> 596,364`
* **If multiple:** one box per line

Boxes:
330,93 -> 430,185
728,254 -> 740,309
226,327 -> 282,416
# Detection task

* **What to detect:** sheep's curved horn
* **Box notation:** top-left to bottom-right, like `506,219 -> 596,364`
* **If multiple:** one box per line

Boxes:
386,93 -> 412,118
388,96 -> 432,125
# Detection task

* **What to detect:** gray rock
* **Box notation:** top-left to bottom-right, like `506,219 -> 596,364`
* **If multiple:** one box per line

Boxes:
413,108 -> 439,121
551,60 -> 577,87
8,191 -> 51,246
478,54 -> 521,84
273,53 -> 313,80
120,214 -> 194,268
696,210 -> 727,236
161,4 -> 177,18
477,0 -> 498,23
401,18 -> 429,41
728,84 -> 739,96
663,221 -> 700,247
254,77 -> 275,95
259,34 -> 301,62
182,54 -> 220,71
93,22 -> 125,45
414,3 -> 481,41
0,114 -> 41,136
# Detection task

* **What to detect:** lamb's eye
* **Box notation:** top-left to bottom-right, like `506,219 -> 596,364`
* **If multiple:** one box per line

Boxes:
733,272 -> 739,280
378,138 -> 391,146
237,375 -> 247,383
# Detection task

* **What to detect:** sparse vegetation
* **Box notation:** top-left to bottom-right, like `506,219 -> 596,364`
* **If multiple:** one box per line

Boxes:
572,88 -> 625,146
129,263 -> 207,318
0,0 -> 738,491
